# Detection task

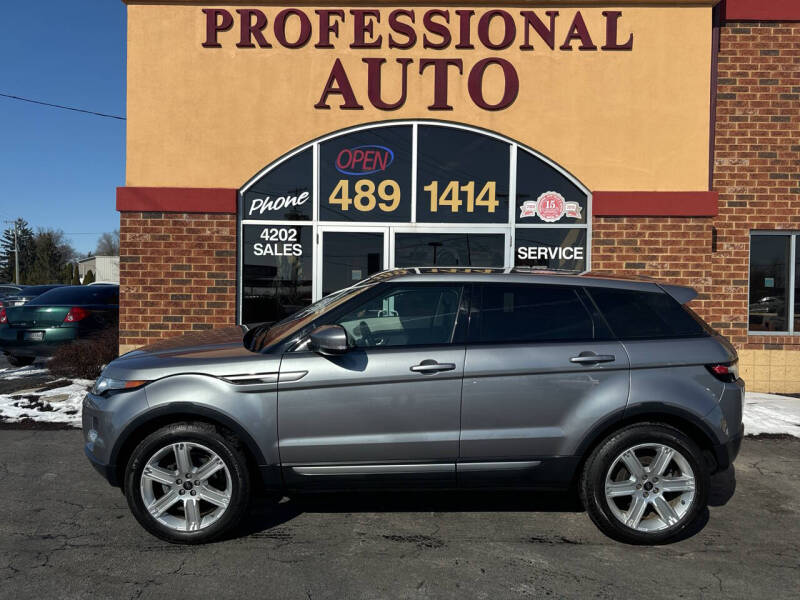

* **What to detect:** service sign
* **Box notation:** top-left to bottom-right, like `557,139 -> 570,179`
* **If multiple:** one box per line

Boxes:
514,228 -> 587,272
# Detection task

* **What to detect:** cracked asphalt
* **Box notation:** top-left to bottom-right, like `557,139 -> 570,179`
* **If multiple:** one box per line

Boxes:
0,432 -> 798,600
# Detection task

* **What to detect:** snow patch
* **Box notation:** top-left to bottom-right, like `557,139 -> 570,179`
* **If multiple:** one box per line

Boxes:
743,393 -> 800,437
0,379 -> 93,426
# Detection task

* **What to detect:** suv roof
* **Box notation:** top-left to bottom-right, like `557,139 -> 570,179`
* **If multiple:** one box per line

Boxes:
361,268 -> 697,304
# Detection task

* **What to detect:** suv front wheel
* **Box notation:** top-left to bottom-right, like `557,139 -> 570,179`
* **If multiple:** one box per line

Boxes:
124,422 -> 250,544
581,423 -> 709,544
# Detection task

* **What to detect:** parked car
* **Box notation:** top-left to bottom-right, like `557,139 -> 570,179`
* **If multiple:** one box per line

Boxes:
0,284 -> 118,366
0,283 -> 26,308
1,284 -> 64,309
82,269 -> 743,545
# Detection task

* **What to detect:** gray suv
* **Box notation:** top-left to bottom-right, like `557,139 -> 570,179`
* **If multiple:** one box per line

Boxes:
83,269 -> 744,544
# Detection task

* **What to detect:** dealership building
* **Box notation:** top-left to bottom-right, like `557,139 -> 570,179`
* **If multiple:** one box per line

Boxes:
118,1 -> 800,392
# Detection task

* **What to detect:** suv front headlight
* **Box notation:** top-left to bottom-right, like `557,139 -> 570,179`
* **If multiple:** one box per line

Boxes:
92,376 -> 149,395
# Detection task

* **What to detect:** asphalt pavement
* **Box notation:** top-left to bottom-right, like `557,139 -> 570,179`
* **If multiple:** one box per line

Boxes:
0,431 -> 797,599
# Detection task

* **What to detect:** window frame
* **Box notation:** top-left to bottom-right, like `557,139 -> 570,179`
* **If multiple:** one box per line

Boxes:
585,286 -> 710,342
466,282 -> 602,346
238,120 -> 593,324
331,281 -> 469,349
749,230 -> 797,335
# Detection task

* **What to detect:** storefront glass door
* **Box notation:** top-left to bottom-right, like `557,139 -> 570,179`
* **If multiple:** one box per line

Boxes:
319,227 -> 389,297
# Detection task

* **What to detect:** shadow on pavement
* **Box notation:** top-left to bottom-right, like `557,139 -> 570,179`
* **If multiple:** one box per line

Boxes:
232,467 -> 736,542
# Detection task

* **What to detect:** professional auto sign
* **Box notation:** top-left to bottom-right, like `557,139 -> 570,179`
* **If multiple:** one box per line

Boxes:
519,191 -> 582,223
201,8 -> 634,111
335,145 -> 394,175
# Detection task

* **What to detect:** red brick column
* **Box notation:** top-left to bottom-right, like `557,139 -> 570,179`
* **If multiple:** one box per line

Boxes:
712,20 -> 800,351
590,216 -> 716,328
119,211 -> 236,352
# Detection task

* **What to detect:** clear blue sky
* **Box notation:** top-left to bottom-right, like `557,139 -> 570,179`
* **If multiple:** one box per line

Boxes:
0,1 -> 126,255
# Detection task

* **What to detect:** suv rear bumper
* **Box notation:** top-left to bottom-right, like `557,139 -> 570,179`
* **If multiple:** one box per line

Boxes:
712,422 -> 744,471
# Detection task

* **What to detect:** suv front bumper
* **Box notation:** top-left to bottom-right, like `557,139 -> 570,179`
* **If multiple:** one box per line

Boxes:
82,387 -> 149,487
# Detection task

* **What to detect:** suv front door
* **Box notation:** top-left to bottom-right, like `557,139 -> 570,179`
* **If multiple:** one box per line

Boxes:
278,283 -> 467,488
459,283 -> 630,486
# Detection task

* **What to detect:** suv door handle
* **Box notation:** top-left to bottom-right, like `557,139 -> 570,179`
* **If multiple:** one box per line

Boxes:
570,353 -> 616,364
410,361 -> 456,373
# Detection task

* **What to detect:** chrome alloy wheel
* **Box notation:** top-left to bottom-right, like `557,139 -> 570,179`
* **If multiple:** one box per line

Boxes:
604,443 -> 696,533
139,442 -> 232,532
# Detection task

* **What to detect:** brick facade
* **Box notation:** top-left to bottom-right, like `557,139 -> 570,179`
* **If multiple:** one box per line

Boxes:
117,16 -> 800,391
713,20 -> 800,351
119,212 -> 237,353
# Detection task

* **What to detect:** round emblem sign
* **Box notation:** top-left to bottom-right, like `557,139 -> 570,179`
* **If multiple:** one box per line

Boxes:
536,191 -> 566,223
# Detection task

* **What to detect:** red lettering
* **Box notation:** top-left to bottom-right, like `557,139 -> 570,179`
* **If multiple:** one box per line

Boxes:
601,11 -> 633,50
336,149 -> 352,169
315,9 -> 345,49
236,9 -> 270,48
468,58 -> 519,111
388,9 -> 416,49
274,9 -> 312,48
520,10 -> 558,50
419,58 -> 463,110
351,9 -> 382,49
315,59 -> 364,110
422,10 -> 451,49
375,151 -> 388,171
364,58 -> 412,110
560,12 -> 597,51
477,10 -> 516,51
202,9 -> 233,48
454,10 -> 475,49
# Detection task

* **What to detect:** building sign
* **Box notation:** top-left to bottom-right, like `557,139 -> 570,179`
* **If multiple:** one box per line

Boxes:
242,147 -> 313,221
320,125 -> 413,222
416,126 -> 509,223
202,8 -> 633,112
239,121 -> 591,322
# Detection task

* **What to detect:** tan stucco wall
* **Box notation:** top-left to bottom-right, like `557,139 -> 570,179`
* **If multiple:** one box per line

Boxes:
126,3 -> 712,191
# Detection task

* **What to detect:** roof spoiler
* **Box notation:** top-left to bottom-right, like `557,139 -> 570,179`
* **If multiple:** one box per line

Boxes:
659,283 -> 698,305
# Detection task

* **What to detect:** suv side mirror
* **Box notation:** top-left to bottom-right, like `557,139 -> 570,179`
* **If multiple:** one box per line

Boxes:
309,324 -> 349,355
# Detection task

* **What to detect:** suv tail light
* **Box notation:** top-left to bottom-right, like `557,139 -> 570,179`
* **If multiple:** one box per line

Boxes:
64,307 -> 89,323
706,361 -> 739,383
0,308 -> 6,324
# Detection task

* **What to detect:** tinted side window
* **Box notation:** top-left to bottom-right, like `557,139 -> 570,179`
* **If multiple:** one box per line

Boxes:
588,288 -> 708,340
474,284 -> 594,343
28,286 -> 119,306
336,285 -> 463,348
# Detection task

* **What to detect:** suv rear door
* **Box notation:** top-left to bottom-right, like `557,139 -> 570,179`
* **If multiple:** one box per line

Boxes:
459,282 -> 630,485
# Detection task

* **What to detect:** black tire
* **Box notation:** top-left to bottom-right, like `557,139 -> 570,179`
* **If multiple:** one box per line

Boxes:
124,421 -> 250,544
7,354 -> 35,367
580,423 -> 709,545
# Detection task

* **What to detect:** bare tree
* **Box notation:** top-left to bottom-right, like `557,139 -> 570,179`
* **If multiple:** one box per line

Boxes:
95,230 -> 120,256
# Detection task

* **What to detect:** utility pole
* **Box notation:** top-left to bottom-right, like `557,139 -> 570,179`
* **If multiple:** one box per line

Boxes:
3,220 -> 20,284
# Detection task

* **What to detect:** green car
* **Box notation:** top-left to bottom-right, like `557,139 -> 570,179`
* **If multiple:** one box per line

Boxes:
0,284 -> 118,366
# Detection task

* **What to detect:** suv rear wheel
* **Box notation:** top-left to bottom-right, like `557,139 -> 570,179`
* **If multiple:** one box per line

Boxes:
124,422 -> 250,544
581,423 -> 709,544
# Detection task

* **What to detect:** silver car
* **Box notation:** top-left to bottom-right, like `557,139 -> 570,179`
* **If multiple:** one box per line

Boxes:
83,269 -> 744,544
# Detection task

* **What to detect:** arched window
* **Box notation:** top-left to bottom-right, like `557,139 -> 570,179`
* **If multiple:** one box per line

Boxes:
239,121 -> 590,324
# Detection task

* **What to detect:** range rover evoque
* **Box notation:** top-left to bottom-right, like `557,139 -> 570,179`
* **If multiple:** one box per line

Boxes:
83,269 -> 744,544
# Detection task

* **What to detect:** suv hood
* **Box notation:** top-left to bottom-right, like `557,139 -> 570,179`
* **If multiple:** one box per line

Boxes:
104,326 -> 277,381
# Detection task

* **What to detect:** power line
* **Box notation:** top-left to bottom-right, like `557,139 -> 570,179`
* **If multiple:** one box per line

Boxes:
0,92 -> 125,121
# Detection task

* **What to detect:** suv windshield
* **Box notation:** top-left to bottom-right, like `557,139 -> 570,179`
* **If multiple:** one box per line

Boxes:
245,282 -> 375,352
